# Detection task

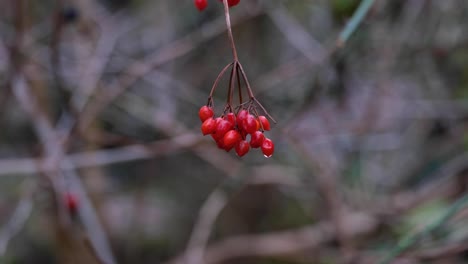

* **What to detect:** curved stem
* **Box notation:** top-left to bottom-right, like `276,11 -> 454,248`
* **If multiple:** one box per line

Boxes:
222,0 -> 238,61
227,61 -> 238,106
254,98 -> 276,123
237,63 -> 276,123
209,62 -> 235,98
236,62 -> 255,99
236,66 -> 242,106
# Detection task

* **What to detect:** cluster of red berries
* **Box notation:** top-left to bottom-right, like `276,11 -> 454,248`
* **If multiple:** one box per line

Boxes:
199,106 -> 274,157
194,0 -> 240,11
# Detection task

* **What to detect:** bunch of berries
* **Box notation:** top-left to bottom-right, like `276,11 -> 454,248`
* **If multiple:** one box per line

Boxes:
199,105 -> 274,157
194,0 -> 240,11
196,0 -> 275,158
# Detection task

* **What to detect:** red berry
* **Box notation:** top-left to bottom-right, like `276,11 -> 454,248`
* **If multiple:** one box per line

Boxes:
237,110 -> 248,126
250,131 -> 265,148
255,119 -> 261,131
235,140 -> 250,157
261,138 -> 274,158
224,113 -> 236,127
213,119 -> 232,140
258,116 -> 271,131
218,0 -> 240,7
201,117 -> 216,135
65,193 -> 78,214
216,137 -> 226,149
199,106 -> 214,122
243,114 -> 257,134
195,0 -> 208,11
223,130 -> 241,149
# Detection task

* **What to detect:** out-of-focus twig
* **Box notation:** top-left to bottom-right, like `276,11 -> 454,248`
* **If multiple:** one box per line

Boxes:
267,6 -> 327,65
336,0 -> 377,47
168,212 -> 377,264
184,190 -> 228,264
0,181 -> 34,257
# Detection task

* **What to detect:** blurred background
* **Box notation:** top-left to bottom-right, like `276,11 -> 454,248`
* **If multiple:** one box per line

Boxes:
1,0 -> 468,263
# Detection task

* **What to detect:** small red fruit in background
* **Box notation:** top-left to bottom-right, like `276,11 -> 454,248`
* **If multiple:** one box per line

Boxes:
199,106 -> 214,122
218,0 -> 240,7
65,193 -> 79,214
261,138 -> 274,158
235,140 -> 250,157
194,0 -> 208,11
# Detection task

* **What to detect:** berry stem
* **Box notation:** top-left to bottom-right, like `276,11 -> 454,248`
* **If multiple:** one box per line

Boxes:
236,65 -> 243,105
236,62 -> 255,99
222,0 -> 238,61
237,63 -> 276,123
227,61 -> 238,106
209,62 -> 234,98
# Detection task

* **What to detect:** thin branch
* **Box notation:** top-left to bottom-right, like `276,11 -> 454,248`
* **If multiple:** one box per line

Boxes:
208,62 -> 234,99
0,181 -> 34,257
222,0 -> 238,61
184,190 -> 228,264
167,212 -> 377,264
336,0 -> 377,47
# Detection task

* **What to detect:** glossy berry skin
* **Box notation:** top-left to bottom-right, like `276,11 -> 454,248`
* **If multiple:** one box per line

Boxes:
213,119 -> 233,140
235,140 -> 250,157
224,113 -> 236,127
218,0 -> 240,7
199,106 -> 214,122
258,116 -> 271,131
223,130 -> 241,149
237,110 -> 248,127
261,138 -> 274,157
250,131 -> 265,148
243,114 -> 258,134
194,0 -> 208,11
201,118 -> 217,135
65,193 -> 79,214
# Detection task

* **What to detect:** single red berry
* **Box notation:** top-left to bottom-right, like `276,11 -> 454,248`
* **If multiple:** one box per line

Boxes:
243,114 -> 258,134
216,136 -> 233,152
218,0 -> 240,7
216,137 -> 226,149
235,140 -> 250,157
65,193 -> 78,214
250,131 -> 265,148
211,118 -> 223,141
223,130 -> 241,149
195,0 -> 208,11
261,138 -> 274,158
224,113 -> 236,127
258,116 -> 271,131
199,106 -> 214,122
201,117 -> 216,135
213,119 -> 233,140
237,110 -> 248,127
